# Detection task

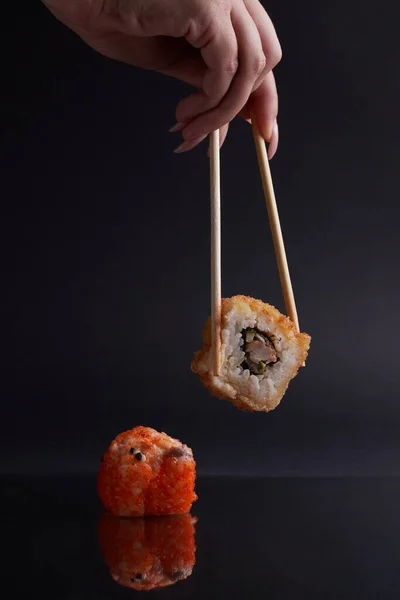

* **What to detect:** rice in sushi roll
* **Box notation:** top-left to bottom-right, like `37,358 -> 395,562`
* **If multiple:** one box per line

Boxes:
98,426 -> 197,517
191,295 -> 311,412
98,513 -> 196,590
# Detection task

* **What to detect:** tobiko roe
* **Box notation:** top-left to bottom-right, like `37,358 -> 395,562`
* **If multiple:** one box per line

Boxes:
98,426 -> 197,517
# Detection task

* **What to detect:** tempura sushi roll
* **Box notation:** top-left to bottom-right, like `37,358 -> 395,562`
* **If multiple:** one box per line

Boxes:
192,295 -> 311,412
98,513 -> 196,591
98,426 -> 197,517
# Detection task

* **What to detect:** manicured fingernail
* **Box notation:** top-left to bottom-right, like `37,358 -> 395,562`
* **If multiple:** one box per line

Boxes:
169,122 -> 186,133
174,135 -> 206,154
219,125 -> 229,148
174,140 -> 192,153
265,119 -> 274,141
268,120 -> 279,160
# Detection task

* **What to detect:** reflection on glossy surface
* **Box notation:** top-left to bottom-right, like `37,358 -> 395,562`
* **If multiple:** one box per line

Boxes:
2,476 -> 400,599
98,512 -> 197,591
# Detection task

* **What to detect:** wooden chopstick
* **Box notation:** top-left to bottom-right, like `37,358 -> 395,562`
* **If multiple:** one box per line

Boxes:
251,116 -> 300,333
209,129 -> 222,376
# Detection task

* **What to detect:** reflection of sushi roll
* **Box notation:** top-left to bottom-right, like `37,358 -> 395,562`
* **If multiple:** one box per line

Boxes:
98,426 -> 197,517
99,513 -> 197,591
192,295 -> 311,412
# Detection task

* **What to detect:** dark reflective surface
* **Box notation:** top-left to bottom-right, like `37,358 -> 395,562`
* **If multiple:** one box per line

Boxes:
2,476 -> 400,599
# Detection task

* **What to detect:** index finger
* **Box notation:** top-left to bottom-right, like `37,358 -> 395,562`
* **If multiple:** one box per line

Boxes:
175,17 -> 239,123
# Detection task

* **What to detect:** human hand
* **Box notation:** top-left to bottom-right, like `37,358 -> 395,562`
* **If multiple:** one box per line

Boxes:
42,0 -> 281,156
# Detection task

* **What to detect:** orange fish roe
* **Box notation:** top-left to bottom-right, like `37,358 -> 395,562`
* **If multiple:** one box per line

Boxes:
98,513 -> 197,591
98,426 -> 197,517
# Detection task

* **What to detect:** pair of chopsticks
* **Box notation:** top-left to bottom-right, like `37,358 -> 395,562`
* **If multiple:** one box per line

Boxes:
209,119 -> 300,376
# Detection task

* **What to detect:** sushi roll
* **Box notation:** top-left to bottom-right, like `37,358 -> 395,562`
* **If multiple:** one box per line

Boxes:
191,295 -> 311,412
98,512 -> 197,591
98,426 -> 197,517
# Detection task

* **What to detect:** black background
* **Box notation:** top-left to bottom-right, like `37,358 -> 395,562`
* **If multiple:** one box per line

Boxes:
2,1 -> 400,477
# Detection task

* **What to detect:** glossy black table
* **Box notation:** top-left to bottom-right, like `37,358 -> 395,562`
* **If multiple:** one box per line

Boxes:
2,476 -> 399,599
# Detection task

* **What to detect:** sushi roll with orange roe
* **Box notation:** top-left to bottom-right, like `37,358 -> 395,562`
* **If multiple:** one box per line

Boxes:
98,426 -> 197,517
98,513 -> 197,591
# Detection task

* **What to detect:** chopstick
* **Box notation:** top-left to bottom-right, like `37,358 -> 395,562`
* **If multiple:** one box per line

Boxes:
208,120 -> 299,375
209,129 -> 222,376
251,116 -> 300,333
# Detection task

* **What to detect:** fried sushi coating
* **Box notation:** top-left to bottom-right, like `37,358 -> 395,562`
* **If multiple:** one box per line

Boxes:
98,426 -> 197,517
191,295 -> 311,412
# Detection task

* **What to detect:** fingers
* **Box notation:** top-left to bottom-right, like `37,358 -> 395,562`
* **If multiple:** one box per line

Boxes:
179,5 -> 266,142
242,0 -> 280,143
175,17 -> 239,123
159,42 -> 206,88
174,124 -> 229,155
248,70 -> 278,141
242,0 -> 282,109
240,72 -> 279,158
176,1 -> 282,153
244,0 -> 282,70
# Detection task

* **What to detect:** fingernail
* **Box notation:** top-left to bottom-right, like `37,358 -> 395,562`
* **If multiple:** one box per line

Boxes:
265,120 -> 274,142
219,124 -> 229,148
174,140 -> 192,153
169,122 -> 186,133
268,120 -> 279,160
174,136 -> 206,154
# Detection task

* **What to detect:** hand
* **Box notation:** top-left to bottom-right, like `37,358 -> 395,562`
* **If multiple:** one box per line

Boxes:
42,0 -> 281,156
